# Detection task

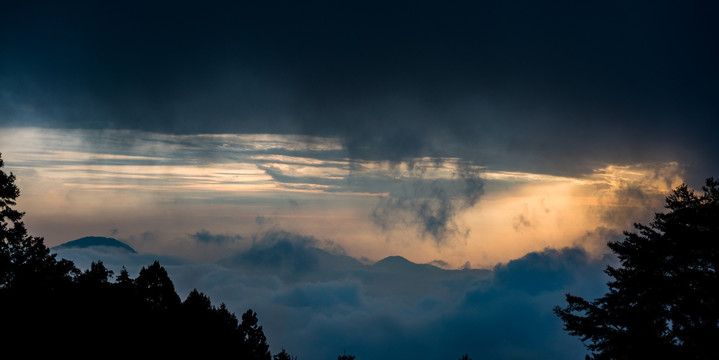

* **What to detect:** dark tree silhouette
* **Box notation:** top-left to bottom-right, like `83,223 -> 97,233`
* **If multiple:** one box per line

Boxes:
338,352 -> 356,360
239,309 -> 272,360
0,153 -> 76,291
76,260 -> 114,288
116,265 -> 133,289
274,348 -> 298,360
0,153 -> 294,358
0,153 -> 79,344
458,354 -> 472,360
184,288 -> 213,310
554,178 -> 719,360
136,260 -> 182,311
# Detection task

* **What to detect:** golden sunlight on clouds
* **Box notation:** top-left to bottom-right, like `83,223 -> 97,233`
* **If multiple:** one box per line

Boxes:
0,128 -> 685,268
457,164 -> 683,268
364,164 -> 684,269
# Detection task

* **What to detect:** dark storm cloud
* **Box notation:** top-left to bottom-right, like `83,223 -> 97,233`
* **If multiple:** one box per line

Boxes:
493,247 -> 596,295
189,229 -> 243,244
2,1 -> 718,180
371,163 -> 484,244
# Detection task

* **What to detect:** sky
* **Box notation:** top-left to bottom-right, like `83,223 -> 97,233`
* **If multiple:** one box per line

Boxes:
1,1 -> 718,359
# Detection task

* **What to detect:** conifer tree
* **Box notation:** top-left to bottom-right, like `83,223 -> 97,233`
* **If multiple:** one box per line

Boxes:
239,309 -> 272,360
555,179 -> 719,359
0,153 -> 76,291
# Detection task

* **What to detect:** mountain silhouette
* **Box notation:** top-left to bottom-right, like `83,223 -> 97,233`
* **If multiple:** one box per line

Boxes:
217,243 -> 492,302
53,236 -> 137,253
373,255 -> 436,270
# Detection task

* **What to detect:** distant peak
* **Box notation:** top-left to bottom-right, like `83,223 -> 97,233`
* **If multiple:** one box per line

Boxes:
54,236 -> 137,253
374,255 -> 413,266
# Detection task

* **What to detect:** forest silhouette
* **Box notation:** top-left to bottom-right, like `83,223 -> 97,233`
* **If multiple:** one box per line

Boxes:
0,153 -> 287,358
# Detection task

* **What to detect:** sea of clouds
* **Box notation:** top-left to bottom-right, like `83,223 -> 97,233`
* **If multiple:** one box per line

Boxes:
53,230 -> 614,360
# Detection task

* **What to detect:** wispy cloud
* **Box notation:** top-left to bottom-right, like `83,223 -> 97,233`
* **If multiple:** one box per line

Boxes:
0,127 -> 686,267
189,229 -> 244,245
366,159 -> 484,244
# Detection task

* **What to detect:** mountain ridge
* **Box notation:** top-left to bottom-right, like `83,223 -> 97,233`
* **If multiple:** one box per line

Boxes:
53,236 -> 137,253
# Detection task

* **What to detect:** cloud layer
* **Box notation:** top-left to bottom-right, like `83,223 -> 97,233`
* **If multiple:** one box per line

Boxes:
0,128 -> 685,268
53,230 -> 613,360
